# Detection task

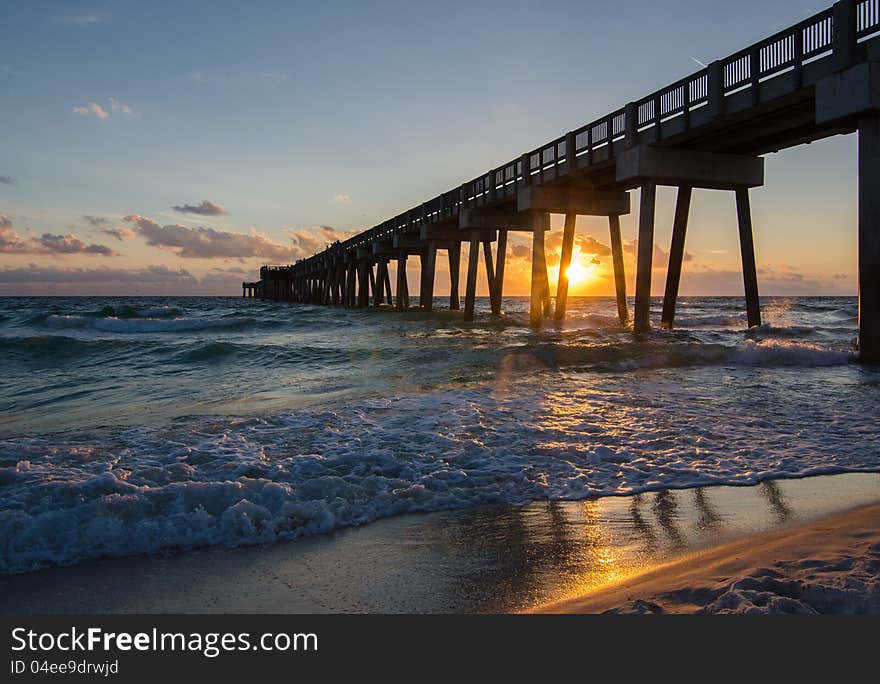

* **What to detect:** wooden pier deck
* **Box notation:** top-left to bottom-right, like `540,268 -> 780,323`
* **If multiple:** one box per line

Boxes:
246,0 -> 880,363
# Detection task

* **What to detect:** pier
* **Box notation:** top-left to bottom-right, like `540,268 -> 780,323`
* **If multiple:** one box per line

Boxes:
246,0 -> 880,363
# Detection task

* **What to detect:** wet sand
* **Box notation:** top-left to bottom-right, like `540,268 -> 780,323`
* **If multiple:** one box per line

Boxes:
1,472 -> 878,613
535,502 -> 880,613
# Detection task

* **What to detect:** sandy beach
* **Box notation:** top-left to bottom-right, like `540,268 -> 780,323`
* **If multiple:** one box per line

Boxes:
535,502 -> 880,614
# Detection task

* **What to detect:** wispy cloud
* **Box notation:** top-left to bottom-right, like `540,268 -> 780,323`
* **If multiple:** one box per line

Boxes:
72,99 -> 132,119
82,215 -> 109,228
72,103 -> 109,119
55,13 -> 107,26
0,66 -> 23,77
0,176 -> 16,185
109,98 -> 132,114
171,200 -> 226,216
334,193 -> 352,203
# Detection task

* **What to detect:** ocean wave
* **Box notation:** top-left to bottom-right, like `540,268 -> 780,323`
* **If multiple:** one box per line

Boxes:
44,314 -> 256,334
2,375 -> 878,574
492,338 -> 853,373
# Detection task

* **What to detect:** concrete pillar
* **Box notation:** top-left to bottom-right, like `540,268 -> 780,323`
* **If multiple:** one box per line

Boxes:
530,227 -> 549,328
661,186 -> 692,329
383,260 -> 393,304
859,115 -> 880,363
373,261 -> 385,307
396,253 -> 408,310
554,213 -> 577,320
423,244 -> 437,312
735,187 -> 762,328
482,240 -> 496,315
347,264 -> 357,307
464,237 -> 480,322
609,215 -> 628,324
493,229 -> 508,315
634,181 -> 657,333
448,243 -> 461,310
357,262 -> 369,308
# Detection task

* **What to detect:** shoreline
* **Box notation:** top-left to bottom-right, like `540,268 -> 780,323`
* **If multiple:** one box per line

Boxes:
533,501 -> 880,614
1,472 -> 878,613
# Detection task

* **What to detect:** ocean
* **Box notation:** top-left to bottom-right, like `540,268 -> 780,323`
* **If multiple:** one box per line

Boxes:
1,294 -> 878,575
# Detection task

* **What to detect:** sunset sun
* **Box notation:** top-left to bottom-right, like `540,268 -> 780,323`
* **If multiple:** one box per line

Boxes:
565,258 -> 597,287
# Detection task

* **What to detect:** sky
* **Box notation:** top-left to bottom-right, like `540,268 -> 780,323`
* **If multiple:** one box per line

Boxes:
0,0 -> 860,296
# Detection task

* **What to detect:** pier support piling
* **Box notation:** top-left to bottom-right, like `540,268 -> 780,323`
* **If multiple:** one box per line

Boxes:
383,260 -> 393,304
482,240 -> 496,315
634,181 -> 657,334
464,237 -> 480,322
859,114 -> 880,363
423,244 -> 437,311
735,187 -> 762,328
609,215 -> 628,325
555,213 -> 577,320
396,253 -> 409,310
449,243 -> 461,310
661,186 -> 692,329
493,230 -> 508,315
530,226 -> 550,328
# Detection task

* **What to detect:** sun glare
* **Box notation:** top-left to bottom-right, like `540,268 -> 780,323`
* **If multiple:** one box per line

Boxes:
565,260 -> 595,286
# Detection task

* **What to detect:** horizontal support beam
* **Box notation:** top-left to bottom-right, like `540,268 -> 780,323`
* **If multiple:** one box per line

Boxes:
616,145 -> 764,190
356,247 -> 374,260
517,185 -> 630,216
459,208 -> 550,232
372,240 -> 395,256
393,234 -> 430,250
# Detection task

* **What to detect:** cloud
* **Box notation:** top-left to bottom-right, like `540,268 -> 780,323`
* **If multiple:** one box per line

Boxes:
101,226 -> 137,241
0,264 -> 202,295
677,265 -> 852,295
0,216 -> 117,256
109,98 -> 132,114
83,215 -> 109,228
171,200 -> 226,216
0,66 -> 23,77
124,214 -> 302,260
624,239 -> 693,268
33,234 -> 117,256
509,244 -> 531,259
833,273 -> 849,280
72,103 -> 109,119
0,176 -> 15,185
334,193 -> 352,203
285,225 -> 358,257
575,235 -> 611,256
56,14 -> 107,25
